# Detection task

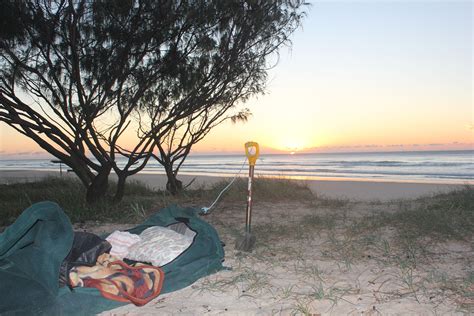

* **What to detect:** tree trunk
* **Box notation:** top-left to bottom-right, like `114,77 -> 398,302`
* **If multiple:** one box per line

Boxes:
86,165 -> 111,204
67,156 -> 95,188
164,163 -> 182,195
113,174 -> 127,203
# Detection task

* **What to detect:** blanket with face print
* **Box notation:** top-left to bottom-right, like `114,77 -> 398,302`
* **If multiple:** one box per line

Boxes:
69,253 -> 164,306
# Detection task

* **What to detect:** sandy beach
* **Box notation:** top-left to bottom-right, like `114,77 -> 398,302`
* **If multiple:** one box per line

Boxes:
1,170 -> 472,315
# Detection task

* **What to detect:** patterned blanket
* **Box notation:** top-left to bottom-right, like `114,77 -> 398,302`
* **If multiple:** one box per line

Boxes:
69,253 -> 164,306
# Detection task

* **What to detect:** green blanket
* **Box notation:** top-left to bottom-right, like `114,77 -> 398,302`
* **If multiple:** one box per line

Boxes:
0,201 -> 225,315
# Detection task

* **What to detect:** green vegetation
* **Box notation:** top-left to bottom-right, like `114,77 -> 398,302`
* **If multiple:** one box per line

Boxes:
0,176 -> 313,227
200,177 -> 313,204
385,186 -> 474,241
0,177 -> 159,226
2,177 -> 472,238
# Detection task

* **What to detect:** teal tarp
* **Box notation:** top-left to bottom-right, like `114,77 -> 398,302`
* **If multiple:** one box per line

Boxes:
0,202 -> 225,315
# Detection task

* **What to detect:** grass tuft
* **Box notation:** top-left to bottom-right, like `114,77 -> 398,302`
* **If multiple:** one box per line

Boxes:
202,177 -> 314,204
0,177 -> 157,226
0,175 -> 316,227
381,186 -> 474,242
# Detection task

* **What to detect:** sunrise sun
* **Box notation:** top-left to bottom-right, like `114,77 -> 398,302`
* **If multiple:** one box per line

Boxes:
278,138 -> 306,153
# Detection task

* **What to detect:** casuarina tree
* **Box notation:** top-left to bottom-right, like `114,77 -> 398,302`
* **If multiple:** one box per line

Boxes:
0,0 -> 307,201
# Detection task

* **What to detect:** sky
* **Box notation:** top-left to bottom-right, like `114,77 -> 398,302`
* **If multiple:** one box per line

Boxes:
0,0 -> 473,157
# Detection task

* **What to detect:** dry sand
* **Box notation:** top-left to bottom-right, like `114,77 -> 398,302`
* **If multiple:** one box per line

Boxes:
96,200 -> 472,315
2,170 -> 472,314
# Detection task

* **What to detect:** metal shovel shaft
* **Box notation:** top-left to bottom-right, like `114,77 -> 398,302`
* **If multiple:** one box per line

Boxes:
245,164 -> 255,234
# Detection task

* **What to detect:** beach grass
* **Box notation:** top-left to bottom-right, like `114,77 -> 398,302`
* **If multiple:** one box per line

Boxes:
389,186 -> 474,241
2,176 -> 471,243
5,176 -> 470,235
0,175 -> 314,227
0,177 -> 158,226
189,176 -> 314,204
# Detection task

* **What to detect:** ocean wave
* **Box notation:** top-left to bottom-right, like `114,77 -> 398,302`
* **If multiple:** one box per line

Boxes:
1,150 -> 473,183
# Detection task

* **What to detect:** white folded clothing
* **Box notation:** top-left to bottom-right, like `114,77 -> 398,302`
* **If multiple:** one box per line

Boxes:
105,231 -> 141,259
126,226 -> 194,267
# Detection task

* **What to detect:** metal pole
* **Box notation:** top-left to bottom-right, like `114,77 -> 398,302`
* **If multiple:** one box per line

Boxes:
245,164 -> 255,234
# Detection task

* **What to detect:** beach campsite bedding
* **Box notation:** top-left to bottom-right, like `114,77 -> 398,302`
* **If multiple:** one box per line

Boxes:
0,201 -> 225,315
105,231 -> 141,259
69,255 -> 164,306
125,226 -> 195,266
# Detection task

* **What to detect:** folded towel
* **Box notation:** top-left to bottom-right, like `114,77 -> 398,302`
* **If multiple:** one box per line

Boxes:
105,231 -> 141,259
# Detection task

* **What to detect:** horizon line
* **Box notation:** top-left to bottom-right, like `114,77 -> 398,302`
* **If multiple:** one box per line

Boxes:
1,147 -> 473,160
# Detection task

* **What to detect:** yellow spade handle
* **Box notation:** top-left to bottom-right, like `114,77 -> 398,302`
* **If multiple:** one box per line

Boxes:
245,142 -> 259,166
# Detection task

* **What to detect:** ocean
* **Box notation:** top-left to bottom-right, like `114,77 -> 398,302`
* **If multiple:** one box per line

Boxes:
0,150 -> 472,184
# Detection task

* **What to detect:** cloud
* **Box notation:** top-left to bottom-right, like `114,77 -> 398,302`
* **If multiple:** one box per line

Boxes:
364,144 -> 380,148
300,141 -> 474,154
387,144 -> 404,147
